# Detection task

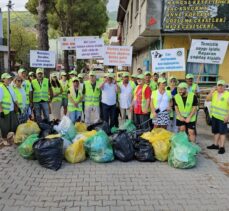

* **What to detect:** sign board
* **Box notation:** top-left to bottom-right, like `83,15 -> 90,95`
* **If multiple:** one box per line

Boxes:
75,37 -> 104,59
163,1 -> 229,32
30,50 -> 56,68
188,39 -> 229,64
59,37 -> 76,50
103,46 -> 133,66
151,48 -> 185,72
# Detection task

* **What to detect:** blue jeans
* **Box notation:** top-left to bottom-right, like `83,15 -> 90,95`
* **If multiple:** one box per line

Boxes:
69,111 -> 81,124
34,102 -> 50,123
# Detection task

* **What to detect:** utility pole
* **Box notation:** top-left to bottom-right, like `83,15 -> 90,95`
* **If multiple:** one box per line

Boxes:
7,0 -> 12,72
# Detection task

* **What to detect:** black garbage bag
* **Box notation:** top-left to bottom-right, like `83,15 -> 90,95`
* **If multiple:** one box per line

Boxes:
38,121 -> 59,138
132,138 -> 156,162
33,138 -> 63,171
112,130 -> 134,162
87,122 -> 111,135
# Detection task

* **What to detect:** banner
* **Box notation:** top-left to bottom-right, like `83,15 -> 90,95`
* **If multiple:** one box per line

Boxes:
151,48 -> 185,72
75,37 -> 104,59
30,50 -> 56,68
163,0 -> 229,32
188,39 -> 229,64
59,37 -> 76,50
103,46 -> 133,66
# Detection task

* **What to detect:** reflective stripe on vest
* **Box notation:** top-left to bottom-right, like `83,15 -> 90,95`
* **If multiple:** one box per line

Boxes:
13,87 -> 24,111
211,91 -> 229,121
60,80 -> 68,99
175,92 -> 196,122
1,85 -> 12,115
51,86 -> 62,102
32,78 -> 49,102
84,81 -> 100,107
189,83 -> 197,93
25,80 -> 31,104
68,90 -> 82,112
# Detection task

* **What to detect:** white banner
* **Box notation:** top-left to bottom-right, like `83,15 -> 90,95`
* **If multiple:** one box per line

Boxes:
104,46 -> 133,66
188,39 -> 229,64
59,37 -> 76,50
151,48 -> 185,72
30,50 -> 56,68
75,37 -> 104,59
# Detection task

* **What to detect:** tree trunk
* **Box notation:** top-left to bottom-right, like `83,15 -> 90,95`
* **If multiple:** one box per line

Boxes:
64,51 -> 69,72
37,0 -> 49,50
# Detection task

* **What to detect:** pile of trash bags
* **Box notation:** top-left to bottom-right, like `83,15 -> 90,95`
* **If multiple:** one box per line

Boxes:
15,118 -> 201,171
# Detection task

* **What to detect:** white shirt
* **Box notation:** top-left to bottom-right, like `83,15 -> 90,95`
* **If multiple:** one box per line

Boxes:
101,83 -> 117,106
119,82 -> 133,109
151,90 -> 170,112
0,85 -> 17,112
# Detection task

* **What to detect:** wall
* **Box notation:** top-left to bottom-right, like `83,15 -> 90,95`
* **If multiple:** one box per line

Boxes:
163,35 -> 229,82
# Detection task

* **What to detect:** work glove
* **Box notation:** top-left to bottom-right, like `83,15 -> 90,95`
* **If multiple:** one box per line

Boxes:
0,112 -> 4,118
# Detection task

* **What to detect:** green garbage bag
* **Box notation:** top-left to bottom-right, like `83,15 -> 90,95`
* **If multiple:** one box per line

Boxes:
111,126 -> 119,134
119,120 -> 136,132
18,134 -> 39,159
84,130 -> 114,163
168,132 -> 201,169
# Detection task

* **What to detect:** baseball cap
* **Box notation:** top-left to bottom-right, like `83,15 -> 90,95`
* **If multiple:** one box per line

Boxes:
69,70 -> 77,75
131,74 -> 137,78
144,72 -> 151,76
36,68 -> 44,74
51,72 -> 58,77
78,73 -> 84,78
18,68 -> 26,74
107,73 -> 114,78
72,77 -> 79,82
89,71 -> 96,76
178,82 -> 188,89
60,72 -> 67,76
1,73 -> 12,79
217,80 -> 225,86
186,73 -> 194,79
122,72 -> 130,77
136,74 -> 144,79
158,77 -> 167,84
29,72 -> 35,76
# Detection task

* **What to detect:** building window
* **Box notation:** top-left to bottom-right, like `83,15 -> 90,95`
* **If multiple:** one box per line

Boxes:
130,1 -> 133,27
186,62 -> 219,83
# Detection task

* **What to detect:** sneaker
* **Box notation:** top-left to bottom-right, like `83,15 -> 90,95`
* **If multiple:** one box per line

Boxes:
218,147 -> 225,154
207,144 -> 219,150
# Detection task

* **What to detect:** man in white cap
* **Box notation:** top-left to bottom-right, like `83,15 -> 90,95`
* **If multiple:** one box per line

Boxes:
31,68 -> 53,122
59,71 -> 69,115
206,80 -> 229,154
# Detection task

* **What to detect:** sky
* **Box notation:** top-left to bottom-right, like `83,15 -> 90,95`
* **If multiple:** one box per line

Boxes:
0,0 -> 119,12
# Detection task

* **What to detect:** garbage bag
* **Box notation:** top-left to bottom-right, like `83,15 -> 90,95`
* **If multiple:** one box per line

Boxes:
87,122 -> 111,135
141,128 -> 172,161
168,132 -> 201,169
84,130 -> 114,163
15,120 -> 41,144
54,116 -> 77,141
112,131 -> 134,162
65,138 -> 86,163
72,134 -> 86,143
75,122 -> 87,132
111,126 -> 119,134
81,130 -> 97,139
119,120 -> 136,133
33,138 -> 63,171
18,134 -> 39,159
132,138 -> 156,162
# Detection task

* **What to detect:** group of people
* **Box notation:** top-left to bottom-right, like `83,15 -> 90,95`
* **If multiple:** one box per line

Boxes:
0,67 -> 228,154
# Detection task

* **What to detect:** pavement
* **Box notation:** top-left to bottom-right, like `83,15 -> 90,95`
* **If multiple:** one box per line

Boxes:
0,111 -> 229,211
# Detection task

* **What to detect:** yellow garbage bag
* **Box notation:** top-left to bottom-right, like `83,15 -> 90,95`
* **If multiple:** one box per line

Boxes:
75,122 -> 87,132
65,138 -> 86,163
45,134 -> 61,139
81,130 -> 97,139
141,128 -> 172,161
15,120 -> 40,144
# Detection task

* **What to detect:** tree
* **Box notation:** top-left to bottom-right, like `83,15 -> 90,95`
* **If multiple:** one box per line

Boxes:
26,0 -> 109,70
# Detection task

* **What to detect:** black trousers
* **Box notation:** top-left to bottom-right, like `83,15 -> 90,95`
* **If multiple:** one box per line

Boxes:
102,103 -> 116,128
134,113 -> 150,130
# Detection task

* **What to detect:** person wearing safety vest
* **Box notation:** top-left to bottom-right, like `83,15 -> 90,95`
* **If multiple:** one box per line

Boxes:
144,72 -> 157,91
206,80 -> 229,154
78,73 -> 85,120
28,72 -> 36,82
174,82 -> 198,143
50,72 -> 63,121
68,77 -> 83,124
82,71 -> 101,125
18,68 -> 33,118
0,73 -> 19,139
59,71 -> 69,115
131,74 -> 138,86
68,70 -> 77,88
151,78 -> 172,129
100,73 -> 118,128
13,76 -> 28,124
130,74 -> 151,130
31,68 -> 53,122
118,72 -> 136,123
166,76 -> 179,132
186,73 -> 200,95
